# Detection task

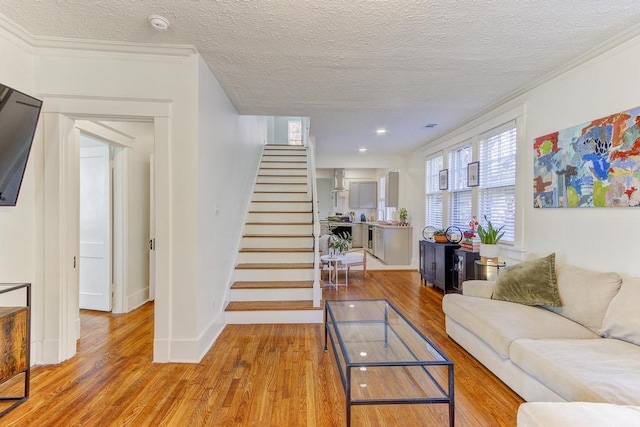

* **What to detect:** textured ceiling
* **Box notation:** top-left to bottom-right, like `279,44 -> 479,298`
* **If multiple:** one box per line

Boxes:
2,1 -> 640,157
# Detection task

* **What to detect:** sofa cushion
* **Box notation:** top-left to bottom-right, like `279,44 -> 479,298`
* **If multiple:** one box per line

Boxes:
517,402 -> 640,427
491,253 -> 562,307
602,275 -> 640,346
510,338 -> 640,405
544,264 -> 622,334
442,294 -> 598,358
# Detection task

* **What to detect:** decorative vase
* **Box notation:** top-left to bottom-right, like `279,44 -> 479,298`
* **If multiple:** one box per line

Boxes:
480,243 -> 500,263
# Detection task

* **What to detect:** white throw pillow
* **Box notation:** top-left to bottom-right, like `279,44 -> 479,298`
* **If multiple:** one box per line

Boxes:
602,275 -> 640,346
544,264 -> 622,334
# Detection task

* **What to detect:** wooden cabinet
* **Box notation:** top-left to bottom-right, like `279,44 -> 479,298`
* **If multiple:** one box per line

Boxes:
351,223 -> 363,248
419,240 -> 459,292
452,249 -> 480,293
0,283 -> 30,417
349,181 -> 377,209
385,171 -> 399,208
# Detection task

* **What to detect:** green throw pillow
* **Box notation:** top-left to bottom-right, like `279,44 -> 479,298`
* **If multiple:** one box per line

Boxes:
491,253 -> 562,306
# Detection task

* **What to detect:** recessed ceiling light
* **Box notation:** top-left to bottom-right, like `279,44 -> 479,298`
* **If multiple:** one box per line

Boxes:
376,128 -> 387,135
424,123 -> 438,128
148,15 -> 171,31
358,147 -> 367,152
360,352 -> 367,357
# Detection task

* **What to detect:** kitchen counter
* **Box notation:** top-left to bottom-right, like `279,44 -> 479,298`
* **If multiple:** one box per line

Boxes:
364,222 -> 412,229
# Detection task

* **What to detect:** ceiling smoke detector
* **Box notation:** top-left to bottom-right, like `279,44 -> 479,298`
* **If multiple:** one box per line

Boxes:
148,15 -> 170,31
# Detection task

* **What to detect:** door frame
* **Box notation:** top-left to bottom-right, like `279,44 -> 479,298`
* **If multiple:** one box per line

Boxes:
76,122 -> 132,315
41,96 -> 171,364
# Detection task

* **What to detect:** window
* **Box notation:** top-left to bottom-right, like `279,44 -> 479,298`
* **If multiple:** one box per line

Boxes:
448,144 -> 472,230
425,155 -> 443,229
478,123 -> 517,244
287,120 -> 302,145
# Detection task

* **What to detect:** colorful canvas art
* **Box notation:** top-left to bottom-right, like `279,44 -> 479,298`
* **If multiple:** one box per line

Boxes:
533,106 -> 640,208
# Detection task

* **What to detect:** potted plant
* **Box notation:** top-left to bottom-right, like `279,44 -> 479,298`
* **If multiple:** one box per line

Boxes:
328,232 -> 352,256
433,229 -> 448,243
477,215 -> 505,261
398,207 -> 408,224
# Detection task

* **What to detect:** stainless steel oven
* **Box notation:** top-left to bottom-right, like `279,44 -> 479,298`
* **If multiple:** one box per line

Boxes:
367,225 -> 373,249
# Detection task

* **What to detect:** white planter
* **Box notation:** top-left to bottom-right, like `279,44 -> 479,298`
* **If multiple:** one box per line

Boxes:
480,243 -> 500,259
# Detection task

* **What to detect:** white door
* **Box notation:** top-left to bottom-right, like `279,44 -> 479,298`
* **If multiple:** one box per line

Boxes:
149,154 -> 156,301
79,144 -> 112,311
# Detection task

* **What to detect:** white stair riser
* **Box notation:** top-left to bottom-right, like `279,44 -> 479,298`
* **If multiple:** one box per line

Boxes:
234,268 -> 314,282
242,236 -> 313,248
247,212 -> 312,223
262,155 -> 307,162
237,251 -> 314,263
254,183 -> 308,192
260,162 -> 306,169
256,176 -> 307,184
259,168 -> 307,176
244,223 -> 312,234
225,310 -> 323,324
252,193 -> 310,202
229,288 -> 313,302
250,201 -> 312,212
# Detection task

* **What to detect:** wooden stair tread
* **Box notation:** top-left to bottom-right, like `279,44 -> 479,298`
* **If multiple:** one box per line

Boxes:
243,234 -> 312,238
245,222 -> 312,226
231,281 -> 313,289
249,211 -> 313,214
253,191 -> 307,194
225,300 -> 322,312
236,263 -> 314,269
251,200 -> 311,203
258,174 -> 307,177
239,248 -> 313,253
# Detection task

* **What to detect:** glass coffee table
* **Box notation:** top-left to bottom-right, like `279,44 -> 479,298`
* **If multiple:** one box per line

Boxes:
324,299 -> 454,426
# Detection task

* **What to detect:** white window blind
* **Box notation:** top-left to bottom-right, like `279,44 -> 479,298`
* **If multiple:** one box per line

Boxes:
478,123 -> 517,243
449,144 -> 472,230
425,155 -> 443,229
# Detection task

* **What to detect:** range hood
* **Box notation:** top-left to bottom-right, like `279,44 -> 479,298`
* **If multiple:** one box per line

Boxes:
332,168 -> 348,192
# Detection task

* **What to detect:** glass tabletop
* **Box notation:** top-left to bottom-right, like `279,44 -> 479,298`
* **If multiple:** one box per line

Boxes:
325,299 -> 450,365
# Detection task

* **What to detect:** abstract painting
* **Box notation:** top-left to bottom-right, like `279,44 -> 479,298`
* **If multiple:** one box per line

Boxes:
533,106 -> 640,208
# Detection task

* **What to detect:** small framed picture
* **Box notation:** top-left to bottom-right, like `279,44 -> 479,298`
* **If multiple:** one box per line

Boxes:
439,169 -> 448,190
467,161 -> 479,187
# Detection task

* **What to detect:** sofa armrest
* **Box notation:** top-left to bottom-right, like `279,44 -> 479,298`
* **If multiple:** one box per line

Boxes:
462,280 -> 496,299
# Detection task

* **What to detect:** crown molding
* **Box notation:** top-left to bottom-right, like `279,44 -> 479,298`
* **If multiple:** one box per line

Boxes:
0,12 -> 198,58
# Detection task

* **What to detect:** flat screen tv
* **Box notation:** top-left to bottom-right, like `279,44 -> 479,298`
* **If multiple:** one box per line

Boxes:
0,83 -> 42,206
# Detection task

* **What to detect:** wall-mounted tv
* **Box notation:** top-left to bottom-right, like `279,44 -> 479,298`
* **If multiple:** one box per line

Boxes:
0,83 -> 42,206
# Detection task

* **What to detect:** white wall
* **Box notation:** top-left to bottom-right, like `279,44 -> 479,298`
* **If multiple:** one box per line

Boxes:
409,33 -> 640,277
196,56 -> 265,358
0,16 -> 267,363
0,27 -> 42,359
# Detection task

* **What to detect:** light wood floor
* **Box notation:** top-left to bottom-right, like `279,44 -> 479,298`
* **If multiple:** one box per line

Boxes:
1,270 -> 523,426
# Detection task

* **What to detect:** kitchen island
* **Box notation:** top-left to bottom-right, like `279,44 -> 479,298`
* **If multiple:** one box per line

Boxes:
367,223 -> 412,265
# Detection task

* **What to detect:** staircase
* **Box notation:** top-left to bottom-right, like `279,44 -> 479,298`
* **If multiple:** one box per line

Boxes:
224,144 -> 323,324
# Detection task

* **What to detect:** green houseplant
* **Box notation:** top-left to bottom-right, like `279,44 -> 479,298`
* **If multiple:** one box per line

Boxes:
433,228 -> 448,243
477,216 -> 505,260
328,232 -> 352,255
476,215 -> 505,244
398,207 -> 408,223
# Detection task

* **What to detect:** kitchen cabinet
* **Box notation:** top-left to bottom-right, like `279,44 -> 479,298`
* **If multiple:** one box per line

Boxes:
348,181 -> 377,209
419,240 -> 459,292
371,225 -> 412,265
385,171 -> 399,208
352,223 -> 363,248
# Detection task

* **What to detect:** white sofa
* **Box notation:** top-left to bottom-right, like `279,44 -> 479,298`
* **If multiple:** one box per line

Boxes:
442,261 -> 640,423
